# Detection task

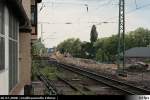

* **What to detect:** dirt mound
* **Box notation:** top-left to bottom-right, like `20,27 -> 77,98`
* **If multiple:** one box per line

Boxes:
76,58 -> 97,64
126,63 -> 149,72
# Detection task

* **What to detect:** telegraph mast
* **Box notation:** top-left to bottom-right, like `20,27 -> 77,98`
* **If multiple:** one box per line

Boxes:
117,0 -> 126,76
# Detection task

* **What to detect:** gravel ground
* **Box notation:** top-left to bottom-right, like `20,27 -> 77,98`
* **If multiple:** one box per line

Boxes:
32,81 -> 45,95
52,54 -> 150,90
55,68 -> 124,95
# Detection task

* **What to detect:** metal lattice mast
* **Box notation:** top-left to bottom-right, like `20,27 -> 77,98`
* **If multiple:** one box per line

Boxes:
117,0 -> 125,72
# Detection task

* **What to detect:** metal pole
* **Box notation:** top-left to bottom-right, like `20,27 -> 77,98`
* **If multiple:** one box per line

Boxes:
118,0 -> 125,73
41,24 -> 43,42
117,0 -> 121,69
122,0 -> 125,73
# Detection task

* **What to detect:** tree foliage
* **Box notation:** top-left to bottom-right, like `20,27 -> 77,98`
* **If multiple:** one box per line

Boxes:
31,38 -> 47,56
56,27 -> 150,63
90,25 -> 98,44
94,27 -> 150,62
80,41 -> 93,58
57,38 -> 82,57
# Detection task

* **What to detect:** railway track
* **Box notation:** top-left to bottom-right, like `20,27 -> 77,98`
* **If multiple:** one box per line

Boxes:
56,75 -> 88,95
37,70 -> 88,95
37,71 -> 59,95
49,60 -> 150,95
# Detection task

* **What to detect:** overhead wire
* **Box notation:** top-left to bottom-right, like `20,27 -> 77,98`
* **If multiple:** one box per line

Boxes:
39,0 -> 150,37
39,0 -> 150,47
39,0 -> 150,23
39,0 -> 150,32
96,0 -> 150,26
134,0 -> 138,9
40,0 -> 150,23
94,0 -> 114,10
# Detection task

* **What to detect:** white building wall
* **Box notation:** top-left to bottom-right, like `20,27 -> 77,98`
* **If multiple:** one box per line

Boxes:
0,71 -> 9,95
0,6 -> 9,95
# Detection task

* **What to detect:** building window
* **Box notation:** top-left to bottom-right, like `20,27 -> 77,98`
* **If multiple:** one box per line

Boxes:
9,12 -> 19,92
0,3 -> 2,34
31,5 -> 37,26
0,37 -> 5,70
31,0 -> 35,5
0,2 -> 5,70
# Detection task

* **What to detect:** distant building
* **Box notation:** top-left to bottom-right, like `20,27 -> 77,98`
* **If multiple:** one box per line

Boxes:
124,47 -> 150,63
0,0 -> 42,95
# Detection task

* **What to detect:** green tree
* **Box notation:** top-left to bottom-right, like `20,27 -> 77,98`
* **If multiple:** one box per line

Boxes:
57,38 -> 82,57
89,25 -> 98,59
90,25 -> 98,44
71,38 -> 82,57
94,27 -> 150,62
80,41 -> 93,58
95,49 -> 103,62
31,38 -> 47,56
56,27 -> 150,63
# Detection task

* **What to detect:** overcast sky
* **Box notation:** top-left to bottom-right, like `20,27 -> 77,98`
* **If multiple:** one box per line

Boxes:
38,0 -> 150,48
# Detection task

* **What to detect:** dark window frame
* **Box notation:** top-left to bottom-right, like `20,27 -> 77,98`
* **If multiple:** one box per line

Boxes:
0,2 -> 5,71
0,37 -> 5,70
0,3 -> 4,35
31,5 -> 37,26
9,12 -> 19,92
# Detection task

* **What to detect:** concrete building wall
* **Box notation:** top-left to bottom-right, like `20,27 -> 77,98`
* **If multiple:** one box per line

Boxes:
31,27 -> 38,42
32,27 -> 36,34
22,0 -> 31,20
0,0 -> 36,95
10,32 -> 32,95
19,32 -> 32,85
0,0 -> 41,95
32,35 -> 38,41
19,0 -> 32,85
10,0 -> 32,95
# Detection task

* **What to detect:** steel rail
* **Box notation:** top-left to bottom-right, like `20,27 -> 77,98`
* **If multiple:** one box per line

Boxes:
37,71 -> 59,95
52,61 -> 150,95
56,75 -> 87,95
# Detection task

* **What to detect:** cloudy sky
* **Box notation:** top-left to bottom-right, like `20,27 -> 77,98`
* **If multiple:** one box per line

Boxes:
38,0 -> 150,48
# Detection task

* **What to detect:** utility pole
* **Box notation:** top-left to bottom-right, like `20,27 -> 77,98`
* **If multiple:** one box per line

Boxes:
117,0 -> 126,75
41,24 -> 43,42
38,22 -> 50,42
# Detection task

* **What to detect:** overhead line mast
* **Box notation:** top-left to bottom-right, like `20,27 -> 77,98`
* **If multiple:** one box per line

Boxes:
117,0 -> 125,75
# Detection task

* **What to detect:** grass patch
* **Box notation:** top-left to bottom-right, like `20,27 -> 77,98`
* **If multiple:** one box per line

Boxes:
32,59 -> 60,80
40,65 -> 58,80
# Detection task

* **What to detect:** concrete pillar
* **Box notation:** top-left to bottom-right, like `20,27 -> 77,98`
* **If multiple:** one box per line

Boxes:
19,32 -> 31,85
